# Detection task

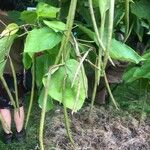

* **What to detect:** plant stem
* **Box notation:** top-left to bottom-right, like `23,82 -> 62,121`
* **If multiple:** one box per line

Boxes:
88,0 -> 104,117
88,0 -> 105,52
55,0 -> 78,64
39,70 -> 51,150
62,72 -> 75,148
39,64 -> 64,150
104,72 -> 119,109
72,35 -> 88,98
0,76 -> 16,109
124,21 -> 134,43
8,56 -> 19,110
100,12 -> 106,41
124,0 -> 130,41
89,59 -> 99,117
25,57 -> 35,129
103,0 -> 115,69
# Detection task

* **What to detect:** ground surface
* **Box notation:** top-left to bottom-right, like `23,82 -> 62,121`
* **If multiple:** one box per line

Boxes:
0,105 -> 149,150
44,105 -> 150,150
0,83 -> 150,150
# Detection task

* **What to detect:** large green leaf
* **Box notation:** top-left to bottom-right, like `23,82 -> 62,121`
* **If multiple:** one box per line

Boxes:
134,59 -> 150,79
0,35 -> 16,75
24,27 -> 62,53
43,20 -> 66,32
23,53 -> 32,69
7,11 -> 23,25
78,24 -> 95,40
78,25 -> 143,64
38,88 -> 54,112
110,39 -> 144,64
43,59 -> 88,112
142,50 -> 150,59
36,2 -> 60,19
123,67 -> 139,83
36,53 -> 55,87
131,0 -> 150,22
21,11 -> 37,24
123,59 -> 150,83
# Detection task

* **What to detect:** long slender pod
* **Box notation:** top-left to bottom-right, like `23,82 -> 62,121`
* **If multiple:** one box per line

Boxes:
25,57 -> 35,128
8,56 -> 19,111
55,0 -> 78,65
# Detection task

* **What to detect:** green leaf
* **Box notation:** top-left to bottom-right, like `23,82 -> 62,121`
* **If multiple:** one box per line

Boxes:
36,2 -> 60,19
78,24 -> 95,40
21,11 -> 37,24
123,67 -> 139,83
1,23 -> 19,37
110,39 -> 144,64
36,53 -> 55,87
131,0 -> 150,22
24,27 -> 62,53
23,53 -> 32,69
0,35 -> 16,75
134,59 -> 150,79
142,49 -> 150,59
43,59 -> 88,112
123,59 -> 150,82
38,88 -> 54,112
43,20 -> 66,32
7,11 -> 23,25
78,25 -> 143,63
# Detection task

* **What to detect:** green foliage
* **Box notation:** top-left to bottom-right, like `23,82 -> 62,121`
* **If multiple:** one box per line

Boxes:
131,0 -> 150,22
110,39 -> 144,63
36,2 -> 60,19
123,59 -> 150,83
21,11 -> 37,24
43,59 -> 88,112
0,35 -> 16,75
36,53 -> 55,87
23,53 -> 32,69
43,20 -> 66,32
1,0 -> 150,149
24,27 -> 62,53
38,88 -> 54,111
78,24 -> 143,64
0,0 -> 149,115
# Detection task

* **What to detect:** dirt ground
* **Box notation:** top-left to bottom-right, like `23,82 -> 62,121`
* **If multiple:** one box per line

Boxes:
44,105 -> 150,150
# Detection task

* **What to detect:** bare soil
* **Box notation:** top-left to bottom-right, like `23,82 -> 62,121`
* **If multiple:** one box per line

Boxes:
44,105 -> 150,150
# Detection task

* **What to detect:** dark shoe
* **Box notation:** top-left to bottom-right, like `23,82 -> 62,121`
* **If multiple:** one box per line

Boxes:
15,129 -> 26,143
3,132 -> 13,144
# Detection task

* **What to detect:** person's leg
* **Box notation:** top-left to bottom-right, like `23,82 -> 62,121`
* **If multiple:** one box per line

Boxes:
0,108 -> 13,144
14,106 -> 26,142
0,108 -> 12,134
14,106 -> 24,132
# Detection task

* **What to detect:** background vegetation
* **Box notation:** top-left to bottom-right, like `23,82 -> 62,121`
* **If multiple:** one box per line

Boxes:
0,0 -> 149,149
